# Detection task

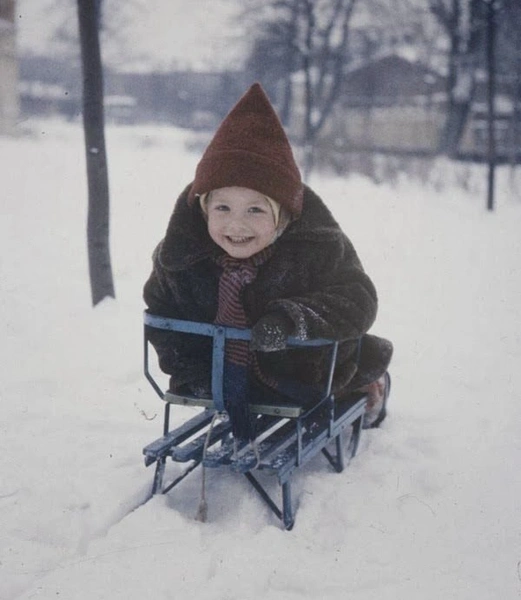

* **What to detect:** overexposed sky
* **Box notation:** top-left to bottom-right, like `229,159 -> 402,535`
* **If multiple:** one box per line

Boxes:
16,0 -> 246,70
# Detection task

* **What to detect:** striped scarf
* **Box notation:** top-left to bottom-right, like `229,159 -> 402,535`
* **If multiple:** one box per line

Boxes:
214,247 -> 273,363
214,247 -> 273,439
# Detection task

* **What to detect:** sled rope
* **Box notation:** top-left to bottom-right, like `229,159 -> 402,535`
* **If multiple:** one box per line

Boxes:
195,411 -> 223,523
251,439 -> 261,470
195,412 -> 263,523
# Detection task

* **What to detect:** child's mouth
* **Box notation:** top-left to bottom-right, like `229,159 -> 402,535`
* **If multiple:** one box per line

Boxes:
226,236 -> 254,245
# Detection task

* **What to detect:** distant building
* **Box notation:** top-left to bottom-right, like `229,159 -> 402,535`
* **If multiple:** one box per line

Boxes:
317,54 -> 447,156
18,55 -> 248,129
314,53 -> 521,163
18,55 -> 81,119
104,94 -> 137,125
0,0 -> 18,135
105,69 -> 248,128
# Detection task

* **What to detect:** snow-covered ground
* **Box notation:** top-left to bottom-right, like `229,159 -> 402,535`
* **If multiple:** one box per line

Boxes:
1,119 -> 521,600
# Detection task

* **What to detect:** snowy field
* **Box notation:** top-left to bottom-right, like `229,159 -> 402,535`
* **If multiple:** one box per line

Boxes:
1,119 -> 521,600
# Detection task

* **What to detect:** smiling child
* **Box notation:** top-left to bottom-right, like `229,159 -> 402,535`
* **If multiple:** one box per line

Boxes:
144,83 -> 393,440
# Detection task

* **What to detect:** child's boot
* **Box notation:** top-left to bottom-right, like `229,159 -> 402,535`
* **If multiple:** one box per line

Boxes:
361,371 -> 391,428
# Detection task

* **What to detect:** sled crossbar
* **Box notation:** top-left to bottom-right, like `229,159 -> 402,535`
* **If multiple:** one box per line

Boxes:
163,390 -> 304,418
142,312 -> 366,529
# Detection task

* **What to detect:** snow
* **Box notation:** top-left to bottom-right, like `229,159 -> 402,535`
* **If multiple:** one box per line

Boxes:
1,118 -> 521,600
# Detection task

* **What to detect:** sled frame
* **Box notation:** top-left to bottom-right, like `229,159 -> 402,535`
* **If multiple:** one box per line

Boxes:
142,312 -> 366,530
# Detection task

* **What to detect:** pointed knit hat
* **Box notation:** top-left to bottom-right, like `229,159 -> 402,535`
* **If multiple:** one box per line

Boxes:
188,83 -> 303,217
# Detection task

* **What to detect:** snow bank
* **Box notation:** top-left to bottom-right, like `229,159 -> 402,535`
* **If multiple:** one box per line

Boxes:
1,119 -> 521,600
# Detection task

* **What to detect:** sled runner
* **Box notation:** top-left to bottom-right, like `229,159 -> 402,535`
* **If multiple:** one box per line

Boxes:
142,312 -> 367,530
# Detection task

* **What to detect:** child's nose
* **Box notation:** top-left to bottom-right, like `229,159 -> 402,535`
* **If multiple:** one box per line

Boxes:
226,213 -> 248,230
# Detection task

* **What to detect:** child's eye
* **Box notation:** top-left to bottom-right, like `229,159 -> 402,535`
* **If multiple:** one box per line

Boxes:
213,204 -> 230,212
248,206 -> 266,214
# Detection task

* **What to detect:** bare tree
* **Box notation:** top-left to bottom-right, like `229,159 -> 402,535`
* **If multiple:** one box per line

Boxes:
299,0 -> 359,176
429,0 -> 471,152
243,0 -> 358,178
429,0 -> 491,154
77,0 -> 115,305
484,0 -> 498,211
245,16 -> 300,126
499,0 -> 521,168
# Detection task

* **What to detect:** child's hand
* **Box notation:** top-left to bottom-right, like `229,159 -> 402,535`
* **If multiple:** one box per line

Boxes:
188,380 -> 212,399
170,378 -> 212,399
251,313 -> 293,352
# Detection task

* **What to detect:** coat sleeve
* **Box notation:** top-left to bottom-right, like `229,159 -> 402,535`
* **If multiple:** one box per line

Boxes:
143,245 -> 212,389
266,235 -> 378,342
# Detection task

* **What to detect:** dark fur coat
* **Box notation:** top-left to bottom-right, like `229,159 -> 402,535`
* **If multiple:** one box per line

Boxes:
143,184 -> 392,401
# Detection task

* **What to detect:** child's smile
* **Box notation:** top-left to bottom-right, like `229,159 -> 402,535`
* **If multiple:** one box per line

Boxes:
206,187 -> 278,259
226,235 -> 254,244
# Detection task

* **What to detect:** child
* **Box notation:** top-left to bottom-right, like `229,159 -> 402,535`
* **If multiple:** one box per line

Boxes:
144,83 -> 393,440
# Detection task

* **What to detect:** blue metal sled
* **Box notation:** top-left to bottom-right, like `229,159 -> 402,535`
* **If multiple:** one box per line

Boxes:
142,312 -> 367,530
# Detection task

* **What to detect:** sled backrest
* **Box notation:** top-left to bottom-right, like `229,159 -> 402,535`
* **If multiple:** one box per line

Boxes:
143,312 -> 340,414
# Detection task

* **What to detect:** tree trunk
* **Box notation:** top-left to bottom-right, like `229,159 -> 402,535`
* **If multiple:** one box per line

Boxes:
77,0 -> 115,305
486,0 -> 497,211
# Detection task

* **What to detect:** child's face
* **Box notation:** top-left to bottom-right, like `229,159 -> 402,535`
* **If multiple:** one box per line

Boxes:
206,187 -> 278,259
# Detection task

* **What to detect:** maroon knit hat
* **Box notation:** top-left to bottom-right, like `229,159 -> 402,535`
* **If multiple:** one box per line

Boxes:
188,83 -> 303,217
